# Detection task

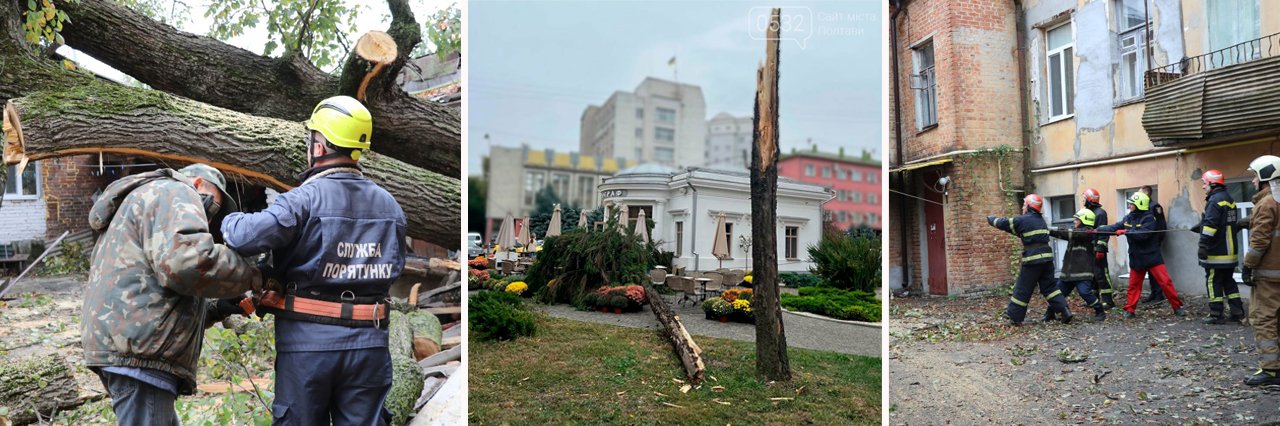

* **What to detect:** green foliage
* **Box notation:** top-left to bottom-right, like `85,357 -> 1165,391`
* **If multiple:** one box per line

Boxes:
779,272 -> 823,288
204,0 -> 360,69
525,225 -> 657,304
807,232 -> 880,292
386,354 -> 424,425
470,291 -> 536,342
192,316 -> 275,425
418,2 -> 460,58
22,0 -> 72,47
781,287 -> 881,322
468,176 -> 487,233
37,240 -> 89,276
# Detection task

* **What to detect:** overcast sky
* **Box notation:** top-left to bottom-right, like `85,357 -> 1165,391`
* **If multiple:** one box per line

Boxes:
467,0 -> 883,176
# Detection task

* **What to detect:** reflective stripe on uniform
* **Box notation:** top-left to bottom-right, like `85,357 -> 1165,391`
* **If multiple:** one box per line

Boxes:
1022,253 -> 1054,262
1204,254 -> 1238,265
1022,229 -> 1049,237
1218,200 -> 1237,208
1010,296 -> 1028,307
1100,288 -> 1114,294
1201,226 -> 1218,236
1208,269 -> 1221,302
1227,293 -> 1242,299
1045,289 -> 1063,299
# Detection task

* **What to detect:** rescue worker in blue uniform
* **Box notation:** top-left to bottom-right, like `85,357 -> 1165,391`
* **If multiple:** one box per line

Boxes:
221,96 -> 406,425
1082,188 -> 1117,308
1190,169 -> 1244,324
987,194 -> 1073,325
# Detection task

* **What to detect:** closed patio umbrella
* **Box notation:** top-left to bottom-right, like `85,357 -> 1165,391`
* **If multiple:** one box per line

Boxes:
495,214 -> 516,254
546,204 -> 562,237
517,215 -> 532,250
617,204 -> 630,233
710,211 -> 729,269
634,209 -> 650,243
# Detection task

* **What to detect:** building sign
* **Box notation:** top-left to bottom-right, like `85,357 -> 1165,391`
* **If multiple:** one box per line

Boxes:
602,189 -> 627,198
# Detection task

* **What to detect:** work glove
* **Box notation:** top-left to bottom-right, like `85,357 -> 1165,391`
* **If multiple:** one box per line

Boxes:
205,297 -> 252,326
986,214 -> 997,225
1095,252 -> 1105,261
1198,246 -> 1208,260
1189,224 -> 1201,234
1236,217 -> 1251,229
1242,266 -> 1254,286
1114,229 -> 1127,236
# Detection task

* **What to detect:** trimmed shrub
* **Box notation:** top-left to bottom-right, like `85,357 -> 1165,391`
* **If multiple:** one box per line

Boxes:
779,272 -> 824,288
807,232 -> 880,292
780,287 -> 881,322
470,291 -> 537,341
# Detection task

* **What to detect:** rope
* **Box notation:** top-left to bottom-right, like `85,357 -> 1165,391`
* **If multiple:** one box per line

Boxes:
889,188 -> 945,206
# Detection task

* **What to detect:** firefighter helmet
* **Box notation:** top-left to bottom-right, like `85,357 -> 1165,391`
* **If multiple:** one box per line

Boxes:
1248,155 -> 1280,182
305,96 -> 373,161
1083,188 -> 1100,204
1201,169 -> 1226,186
1128,191 -> 1150,211
1074,208 -> 1096,227
1024,194 -> 1044,212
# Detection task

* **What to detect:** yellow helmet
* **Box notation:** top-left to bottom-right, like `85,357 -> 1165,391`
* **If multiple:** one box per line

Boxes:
1073,208 -> 1096,227
1128,191 -> 1150,211
305,96 -> 373,161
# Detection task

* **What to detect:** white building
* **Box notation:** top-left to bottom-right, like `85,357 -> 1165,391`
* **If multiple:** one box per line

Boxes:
580,78 -> 707,169
704,112 -> 753,170
599,165 -> 830,273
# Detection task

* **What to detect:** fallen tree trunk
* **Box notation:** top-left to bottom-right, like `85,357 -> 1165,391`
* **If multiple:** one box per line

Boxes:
56,0 -> 460,177
644,285 -> 705,385
0,353 -> 82,425
3,83 -> 459,248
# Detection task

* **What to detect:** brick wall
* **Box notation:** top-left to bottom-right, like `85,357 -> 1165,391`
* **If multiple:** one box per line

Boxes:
42,155 -> 117,239
941,154 -> 1023,294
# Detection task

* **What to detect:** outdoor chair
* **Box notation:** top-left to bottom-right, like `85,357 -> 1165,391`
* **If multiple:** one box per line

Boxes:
649,268 -> 669,290
703,271 -> 726,298
723,270 -> 746,287
680,275 -> 702,306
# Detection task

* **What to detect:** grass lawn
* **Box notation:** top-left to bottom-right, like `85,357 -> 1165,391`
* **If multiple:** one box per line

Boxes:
469,315 -> 881,425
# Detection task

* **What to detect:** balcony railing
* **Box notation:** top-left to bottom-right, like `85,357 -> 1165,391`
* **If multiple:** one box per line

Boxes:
1146,32 -> 1280,89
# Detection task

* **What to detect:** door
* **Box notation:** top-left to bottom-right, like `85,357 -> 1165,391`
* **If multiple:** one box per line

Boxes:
923,177 -> 948,295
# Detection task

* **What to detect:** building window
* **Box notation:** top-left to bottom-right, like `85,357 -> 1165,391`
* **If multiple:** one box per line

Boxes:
804,164 -> 815,177
4,162 -> 40,199
636,107 -> 644,119
552,173 -> 570,199
785,226 -> 799,259
577,175 -> 595,206
836,191 -> 846,201
836,168 -> 846,180
1116,0 -> 1147,101
851,170 -> 862,182
635,127 -> 643,138
869,193 -> 879,204
838,211 -> 847,222
821,166 -> 831,178
723,222 -> 734,257
655,127 -> 675,142
656,107 -> 676,123
655,147 -> 674,163
524,171 -> 545,206
1207,0 -> 1260,65
869,173 -> 878,184
675,221 -> 684,257
851,192 -> 862,203
912,40 -> 938,129
1046,22 -> 1075,120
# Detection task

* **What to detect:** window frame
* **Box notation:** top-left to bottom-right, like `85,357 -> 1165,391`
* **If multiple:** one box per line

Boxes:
654,127 -> 675,142
675,221 -> 684,257
912,40 -> 939,129
4,162 -> 41,200
1045,21 -> 1076,122
656,107 -> 676,123
784,226 -> 799,260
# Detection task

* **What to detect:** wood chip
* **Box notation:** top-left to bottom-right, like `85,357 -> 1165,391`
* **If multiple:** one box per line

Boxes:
712,398 -> 731,405
769,397 -> 794,401
661,402 -> 686,409
616,391 -> 626,396
711,385 -> 725,393
654,392 -> 667,397
680,384 -> 692,394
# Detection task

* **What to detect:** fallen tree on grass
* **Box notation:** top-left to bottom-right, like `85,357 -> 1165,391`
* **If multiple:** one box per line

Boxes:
645,284 -> 706,385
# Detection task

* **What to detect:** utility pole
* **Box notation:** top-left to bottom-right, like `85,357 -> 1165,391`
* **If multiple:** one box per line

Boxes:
751,7 -> 791,382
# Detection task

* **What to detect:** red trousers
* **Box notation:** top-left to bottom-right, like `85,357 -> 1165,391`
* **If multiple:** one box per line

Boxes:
1126,263 -> 1182,312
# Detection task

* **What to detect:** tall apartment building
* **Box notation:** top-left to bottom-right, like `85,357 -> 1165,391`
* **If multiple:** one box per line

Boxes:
484,144 -> 636,243
580,77 -> 706,169
890,0 -> 1280,296
704,112 -> 753,170
778,147 -> 883,231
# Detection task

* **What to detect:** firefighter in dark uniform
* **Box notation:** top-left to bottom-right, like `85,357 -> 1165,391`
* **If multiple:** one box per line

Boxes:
1083,188 -> 1117,308
221,96 -> 406,424
1049,209 -> 1108,322
1190,169 -> 1244,324
988,194 -> 1073,325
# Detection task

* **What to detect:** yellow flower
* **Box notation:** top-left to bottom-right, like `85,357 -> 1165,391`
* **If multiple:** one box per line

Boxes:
743,275 -> 753,284
732,299 -> 751,313
505,281 -> 528,295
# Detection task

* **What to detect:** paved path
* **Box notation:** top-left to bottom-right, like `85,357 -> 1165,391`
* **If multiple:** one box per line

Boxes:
536,297 -> 881,358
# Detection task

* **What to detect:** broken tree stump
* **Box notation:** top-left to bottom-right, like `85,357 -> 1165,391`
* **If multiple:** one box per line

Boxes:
353,31 -> 398,102
0,353 -> 82,425
644,285 -> 705,385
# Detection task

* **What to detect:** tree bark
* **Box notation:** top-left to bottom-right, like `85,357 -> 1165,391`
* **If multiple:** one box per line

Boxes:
0,353 -> 82,425
3,82 -> 460,248
645,284 -> 705,384
751,8 -> 791,382
56,0 -> 460,177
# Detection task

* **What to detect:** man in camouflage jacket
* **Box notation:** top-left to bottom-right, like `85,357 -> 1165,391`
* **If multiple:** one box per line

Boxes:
81,164 -> 261,424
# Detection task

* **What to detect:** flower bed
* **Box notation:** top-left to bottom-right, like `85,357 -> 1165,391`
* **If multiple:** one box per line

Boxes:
702,289 -> 755,323
581,285 -> 648,314
780,286 -> 880,322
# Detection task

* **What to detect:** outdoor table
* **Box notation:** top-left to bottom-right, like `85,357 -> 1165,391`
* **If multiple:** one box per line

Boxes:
695,278 -> 712,302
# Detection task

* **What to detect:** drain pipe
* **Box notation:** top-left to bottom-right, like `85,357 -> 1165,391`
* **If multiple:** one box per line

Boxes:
1014,0 -> 1032,192
686,178 -> 700,272
890,0 -> 912,291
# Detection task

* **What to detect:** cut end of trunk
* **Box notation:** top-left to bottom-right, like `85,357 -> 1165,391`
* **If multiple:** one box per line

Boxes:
3,101 -> 26,165
356,31 -> 399,101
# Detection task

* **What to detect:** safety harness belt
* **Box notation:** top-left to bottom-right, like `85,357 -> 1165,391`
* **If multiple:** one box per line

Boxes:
257,289 -> 390,329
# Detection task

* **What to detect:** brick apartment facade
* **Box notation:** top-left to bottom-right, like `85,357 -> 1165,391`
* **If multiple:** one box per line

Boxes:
891,0 -> 1280,296
778,148 -> 883,230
